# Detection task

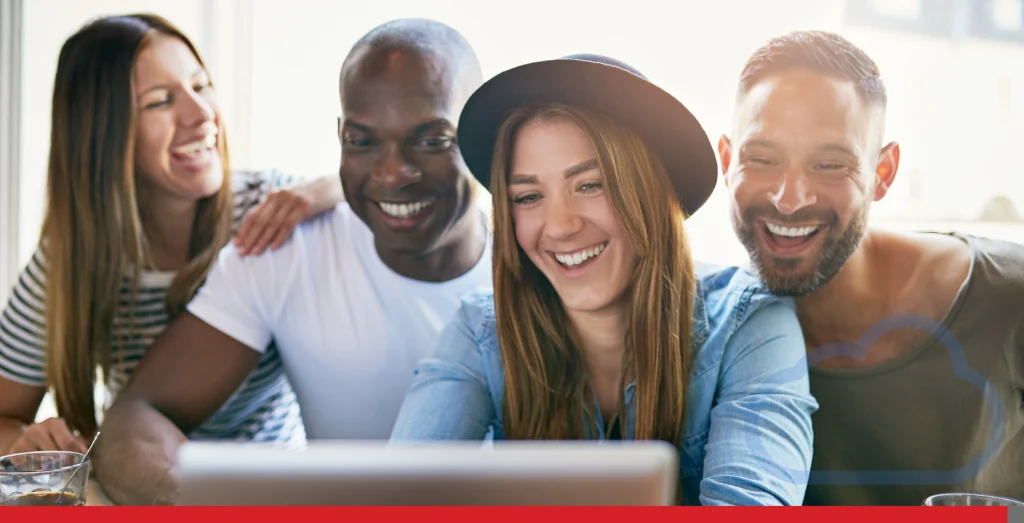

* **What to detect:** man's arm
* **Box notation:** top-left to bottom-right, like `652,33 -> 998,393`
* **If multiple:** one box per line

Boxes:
97,211 -> 293,505
94,312 -> 260,506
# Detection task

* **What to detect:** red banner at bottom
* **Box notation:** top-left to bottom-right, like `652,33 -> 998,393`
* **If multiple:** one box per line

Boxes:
0,506 -> 1011,522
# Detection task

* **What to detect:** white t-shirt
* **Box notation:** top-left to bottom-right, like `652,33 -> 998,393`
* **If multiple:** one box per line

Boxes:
187,202 -> 493,440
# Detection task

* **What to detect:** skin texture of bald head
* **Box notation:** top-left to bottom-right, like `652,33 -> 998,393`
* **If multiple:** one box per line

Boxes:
340,18 -> 482,114
336,19 -> 487,283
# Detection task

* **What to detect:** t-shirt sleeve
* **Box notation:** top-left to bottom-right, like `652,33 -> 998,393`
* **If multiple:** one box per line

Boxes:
0,249 -> 52,387
186,239 -> 297,353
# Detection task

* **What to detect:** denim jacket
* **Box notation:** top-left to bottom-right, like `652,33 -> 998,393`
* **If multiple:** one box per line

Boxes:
390,265 -> 817,506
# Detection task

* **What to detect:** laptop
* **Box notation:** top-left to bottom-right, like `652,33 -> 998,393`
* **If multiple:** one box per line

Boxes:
176,440 -> 678,506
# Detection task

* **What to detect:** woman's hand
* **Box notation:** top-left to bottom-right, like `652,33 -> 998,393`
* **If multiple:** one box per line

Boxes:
235,175 -> 344,257
8,417 -> 89,454
234,188 -> 313,256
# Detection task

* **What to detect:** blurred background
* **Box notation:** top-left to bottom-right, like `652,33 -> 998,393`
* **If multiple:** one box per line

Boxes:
1,0 -> 1022,299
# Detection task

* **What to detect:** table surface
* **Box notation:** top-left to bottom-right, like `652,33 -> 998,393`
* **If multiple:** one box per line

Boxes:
87,479 -> 113,506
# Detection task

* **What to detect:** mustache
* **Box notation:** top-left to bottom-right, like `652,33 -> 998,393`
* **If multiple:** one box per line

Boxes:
742,204 -> 839,227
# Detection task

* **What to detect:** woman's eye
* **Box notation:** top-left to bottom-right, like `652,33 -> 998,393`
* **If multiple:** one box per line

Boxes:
144,98 -> 171,109
511,193 -> 540,205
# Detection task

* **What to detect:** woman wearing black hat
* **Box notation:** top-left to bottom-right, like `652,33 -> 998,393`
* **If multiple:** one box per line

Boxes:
391,55 -> 817,506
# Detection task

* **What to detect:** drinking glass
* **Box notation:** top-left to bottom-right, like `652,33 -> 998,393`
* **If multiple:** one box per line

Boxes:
923,492 -> 1024,506
0,451 -> 89,506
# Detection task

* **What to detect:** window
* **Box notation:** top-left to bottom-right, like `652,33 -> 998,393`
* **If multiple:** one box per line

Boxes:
966,0 -> 1024,41
872,0 -> 923,19
993,0 -> 1024,31
846,0 -> 952,37
0,0 -> 22,307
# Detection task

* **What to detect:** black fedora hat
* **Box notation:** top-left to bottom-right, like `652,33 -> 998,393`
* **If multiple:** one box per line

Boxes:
457,54 -> 718,216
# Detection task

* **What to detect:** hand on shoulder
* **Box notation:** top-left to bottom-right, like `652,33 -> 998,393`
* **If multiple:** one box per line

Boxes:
234,175 -> 344,257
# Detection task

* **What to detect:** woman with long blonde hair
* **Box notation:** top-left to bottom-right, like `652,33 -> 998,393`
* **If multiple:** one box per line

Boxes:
391,55 -> 817,505
0,13 -> 342,454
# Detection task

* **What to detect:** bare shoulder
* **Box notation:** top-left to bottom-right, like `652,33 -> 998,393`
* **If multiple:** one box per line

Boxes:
909,231 -> 971,288
874,230 -> 971,318
918,232 -> 973,266
872,229 -> 971,271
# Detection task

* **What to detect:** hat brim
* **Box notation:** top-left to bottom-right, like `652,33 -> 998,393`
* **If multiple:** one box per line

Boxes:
457,58 -> 718,217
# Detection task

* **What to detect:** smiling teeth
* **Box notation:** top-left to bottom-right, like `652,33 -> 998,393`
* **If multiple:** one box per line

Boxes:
555,243 -> 606,267
379,199 -> 434,218
174,134 -> 217,155
765,223 -> 820,237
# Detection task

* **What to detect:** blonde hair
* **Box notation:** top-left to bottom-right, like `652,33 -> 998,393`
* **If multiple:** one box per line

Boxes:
42,14 -> 233,436
490,103 -> 696,447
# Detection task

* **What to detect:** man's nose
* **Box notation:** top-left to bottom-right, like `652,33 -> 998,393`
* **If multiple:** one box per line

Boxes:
768,168 -> 817,215
373,144 -> 420,189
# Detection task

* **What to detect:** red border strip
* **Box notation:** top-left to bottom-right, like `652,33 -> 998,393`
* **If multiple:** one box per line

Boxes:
0,506 -> 1010,522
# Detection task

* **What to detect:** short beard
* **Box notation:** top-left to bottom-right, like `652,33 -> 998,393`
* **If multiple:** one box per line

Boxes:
734,203 -> 869,297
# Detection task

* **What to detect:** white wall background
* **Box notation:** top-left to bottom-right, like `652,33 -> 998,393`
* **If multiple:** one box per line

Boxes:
17,0 -> 1024,276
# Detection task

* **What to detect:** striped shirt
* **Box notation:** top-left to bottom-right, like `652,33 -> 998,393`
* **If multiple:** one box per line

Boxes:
0,170 -> 305,443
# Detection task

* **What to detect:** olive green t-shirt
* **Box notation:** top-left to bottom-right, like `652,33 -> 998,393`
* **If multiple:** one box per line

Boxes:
804,233 -> 1024,506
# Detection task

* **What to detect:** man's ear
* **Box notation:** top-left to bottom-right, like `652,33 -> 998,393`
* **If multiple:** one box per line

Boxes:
873,141 -> 900,201
718,135 -> 733,187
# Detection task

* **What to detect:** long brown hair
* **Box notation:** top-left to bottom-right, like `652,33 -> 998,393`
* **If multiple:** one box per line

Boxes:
490,104 -> 696,446
42,14 -> 233,436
